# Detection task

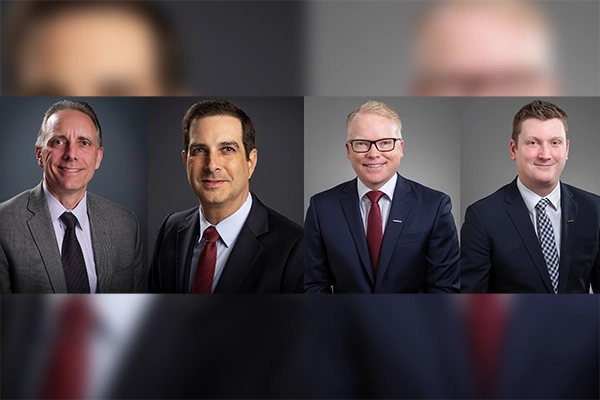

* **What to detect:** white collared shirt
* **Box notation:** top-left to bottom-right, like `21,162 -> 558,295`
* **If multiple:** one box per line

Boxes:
357,173 -> 397,236
516,177 -> 562,256
43,181 -> 97,292
188,192 -> 253,293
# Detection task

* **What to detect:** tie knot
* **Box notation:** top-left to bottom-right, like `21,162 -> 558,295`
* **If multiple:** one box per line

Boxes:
366,190 -> 385,204
536,198 -> 550,212
203,226 -> 220,243
60,212 -> 79,229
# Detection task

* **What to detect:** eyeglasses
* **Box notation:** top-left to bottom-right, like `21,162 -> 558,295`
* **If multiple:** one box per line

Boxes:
347,138 -> 401,153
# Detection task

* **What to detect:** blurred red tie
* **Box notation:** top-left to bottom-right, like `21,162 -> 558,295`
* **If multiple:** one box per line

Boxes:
466,294 -> 508,399
40,297 -> 93,400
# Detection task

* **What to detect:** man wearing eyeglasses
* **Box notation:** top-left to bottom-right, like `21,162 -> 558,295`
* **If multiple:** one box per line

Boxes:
304,100 -> 460,293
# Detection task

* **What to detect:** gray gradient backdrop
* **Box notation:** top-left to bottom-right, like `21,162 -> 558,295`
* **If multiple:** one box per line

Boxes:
307,1 -> 600,96
460,97 -> 600,224
0,97 -> 149,266
147,97 -> 304,261
305,97 -> 600,233
304,97 -> 462,228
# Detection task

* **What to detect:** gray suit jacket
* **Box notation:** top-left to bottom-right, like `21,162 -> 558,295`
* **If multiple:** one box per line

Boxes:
0,182 -> 144,293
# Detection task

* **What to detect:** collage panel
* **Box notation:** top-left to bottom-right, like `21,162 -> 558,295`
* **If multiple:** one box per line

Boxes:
304,97 -> 461,293
459,97 -> 600,294
147,97 -> 304,293
0,97 -> 149,293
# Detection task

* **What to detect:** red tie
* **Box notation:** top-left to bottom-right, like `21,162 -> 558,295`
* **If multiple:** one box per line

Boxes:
366,191 -> 385,276
40,297 -> 93,400
191,226 -> 220,293
466,294 -> 508,399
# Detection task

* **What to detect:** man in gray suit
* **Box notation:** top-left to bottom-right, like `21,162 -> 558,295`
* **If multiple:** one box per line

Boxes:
0,100 -> 143,293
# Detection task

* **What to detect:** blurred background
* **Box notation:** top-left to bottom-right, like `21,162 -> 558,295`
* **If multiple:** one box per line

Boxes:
2,0 -> 599,96
1,1 -> 306,96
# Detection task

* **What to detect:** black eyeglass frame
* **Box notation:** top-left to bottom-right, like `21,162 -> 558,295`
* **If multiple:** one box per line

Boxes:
347,138 -> 402,153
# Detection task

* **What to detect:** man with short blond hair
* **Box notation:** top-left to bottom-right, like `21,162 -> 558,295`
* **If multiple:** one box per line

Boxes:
304,100 -> 460,293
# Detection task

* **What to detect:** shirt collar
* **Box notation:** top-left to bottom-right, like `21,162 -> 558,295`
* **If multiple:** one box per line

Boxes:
516,177 -> 561,213
43,180 -> 88,231
198,192 -> 253,248
357,173 -> 397,202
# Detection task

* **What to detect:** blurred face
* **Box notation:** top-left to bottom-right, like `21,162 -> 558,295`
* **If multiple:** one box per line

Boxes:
510,118 -> 569,197
36,109 -> 104,205
413,2 -> 558,96
346,113 -> 404,191
182,115 -> 257,222
17,8 -> 163,96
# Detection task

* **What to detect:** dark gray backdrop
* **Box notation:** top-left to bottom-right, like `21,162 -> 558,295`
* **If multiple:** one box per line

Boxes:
147,97 -> 304,260
0,97 -> 149,267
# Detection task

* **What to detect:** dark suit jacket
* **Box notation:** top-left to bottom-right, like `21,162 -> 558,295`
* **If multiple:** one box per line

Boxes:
461,178 -> 600,293
0,182 -> 144,293
304,174 -> 460,293
148,193 -> 304,293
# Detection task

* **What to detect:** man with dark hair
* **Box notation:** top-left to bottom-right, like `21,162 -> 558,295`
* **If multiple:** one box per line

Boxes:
2,1 -> 185,95
461,99 -> 600,293
0,100 -> 144,293
149,98 -> 303,293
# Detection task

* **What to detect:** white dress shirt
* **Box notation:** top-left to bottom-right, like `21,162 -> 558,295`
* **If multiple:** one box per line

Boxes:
188,192 -> 253,293
357,173 -> 397,236
43,181 -> 97,292
516,177 -> 562,257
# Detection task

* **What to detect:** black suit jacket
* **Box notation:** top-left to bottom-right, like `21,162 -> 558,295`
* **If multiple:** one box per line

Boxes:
461,178 -> 600,293
304,174 -> 460,293
148,193 -> 304,293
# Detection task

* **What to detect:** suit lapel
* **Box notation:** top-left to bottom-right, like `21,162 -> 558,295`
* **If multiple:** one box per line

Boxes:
558,184 -> 577,293
88,195 -> 111,293
176,211 -> 199,293
504,180 -> 553,293
340,180 -> 374,285
376,175 -> 412,291
214,194 -> 267,293
26,183 -> 67,293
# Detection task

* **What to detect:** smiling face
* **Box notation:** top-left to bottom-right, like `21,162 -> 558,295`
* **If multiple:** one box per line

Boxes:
182,115 -> 257,224
346,112 -> 404,190
510,118 -> 569,197
36,109 -> 104,208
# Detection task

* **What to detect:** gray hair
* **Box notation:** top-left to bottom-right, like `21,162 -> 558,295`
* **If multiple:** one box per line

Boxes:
36,100 -> 102,147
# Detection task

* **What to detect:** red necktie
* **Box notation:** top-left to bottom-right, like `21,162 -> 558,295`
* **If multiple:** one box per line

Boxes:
366,191 -> 385,276
39,297 -> 93,399
191,226 -> 220,293
466,294 -> 508,399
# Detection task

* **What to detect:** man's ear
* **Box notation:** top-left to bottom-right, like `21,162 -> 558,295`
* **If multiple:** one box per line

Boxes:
247,148 -> 258,179
35,146 -> 43,168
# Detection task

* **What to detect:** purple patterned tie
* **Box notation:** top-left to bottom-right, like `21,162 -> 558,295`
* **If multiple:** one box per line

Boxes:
60,212 -> 90,293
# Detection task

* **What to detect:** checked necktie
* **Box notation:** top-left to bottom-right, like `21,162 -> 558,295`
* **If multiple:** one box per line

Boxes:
536,198 -> 559,293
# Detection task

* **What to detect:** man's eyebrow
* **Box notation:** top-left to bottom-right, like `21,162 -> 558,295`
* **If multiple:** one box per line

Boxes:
219,141 -> 240,148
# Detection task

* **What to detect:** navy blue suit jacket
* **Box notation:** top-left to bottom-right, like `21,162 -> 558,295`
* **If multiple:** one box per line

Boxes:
148,193 -> 304,293
304,174 -> 460,293
461,178 -> 600,293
